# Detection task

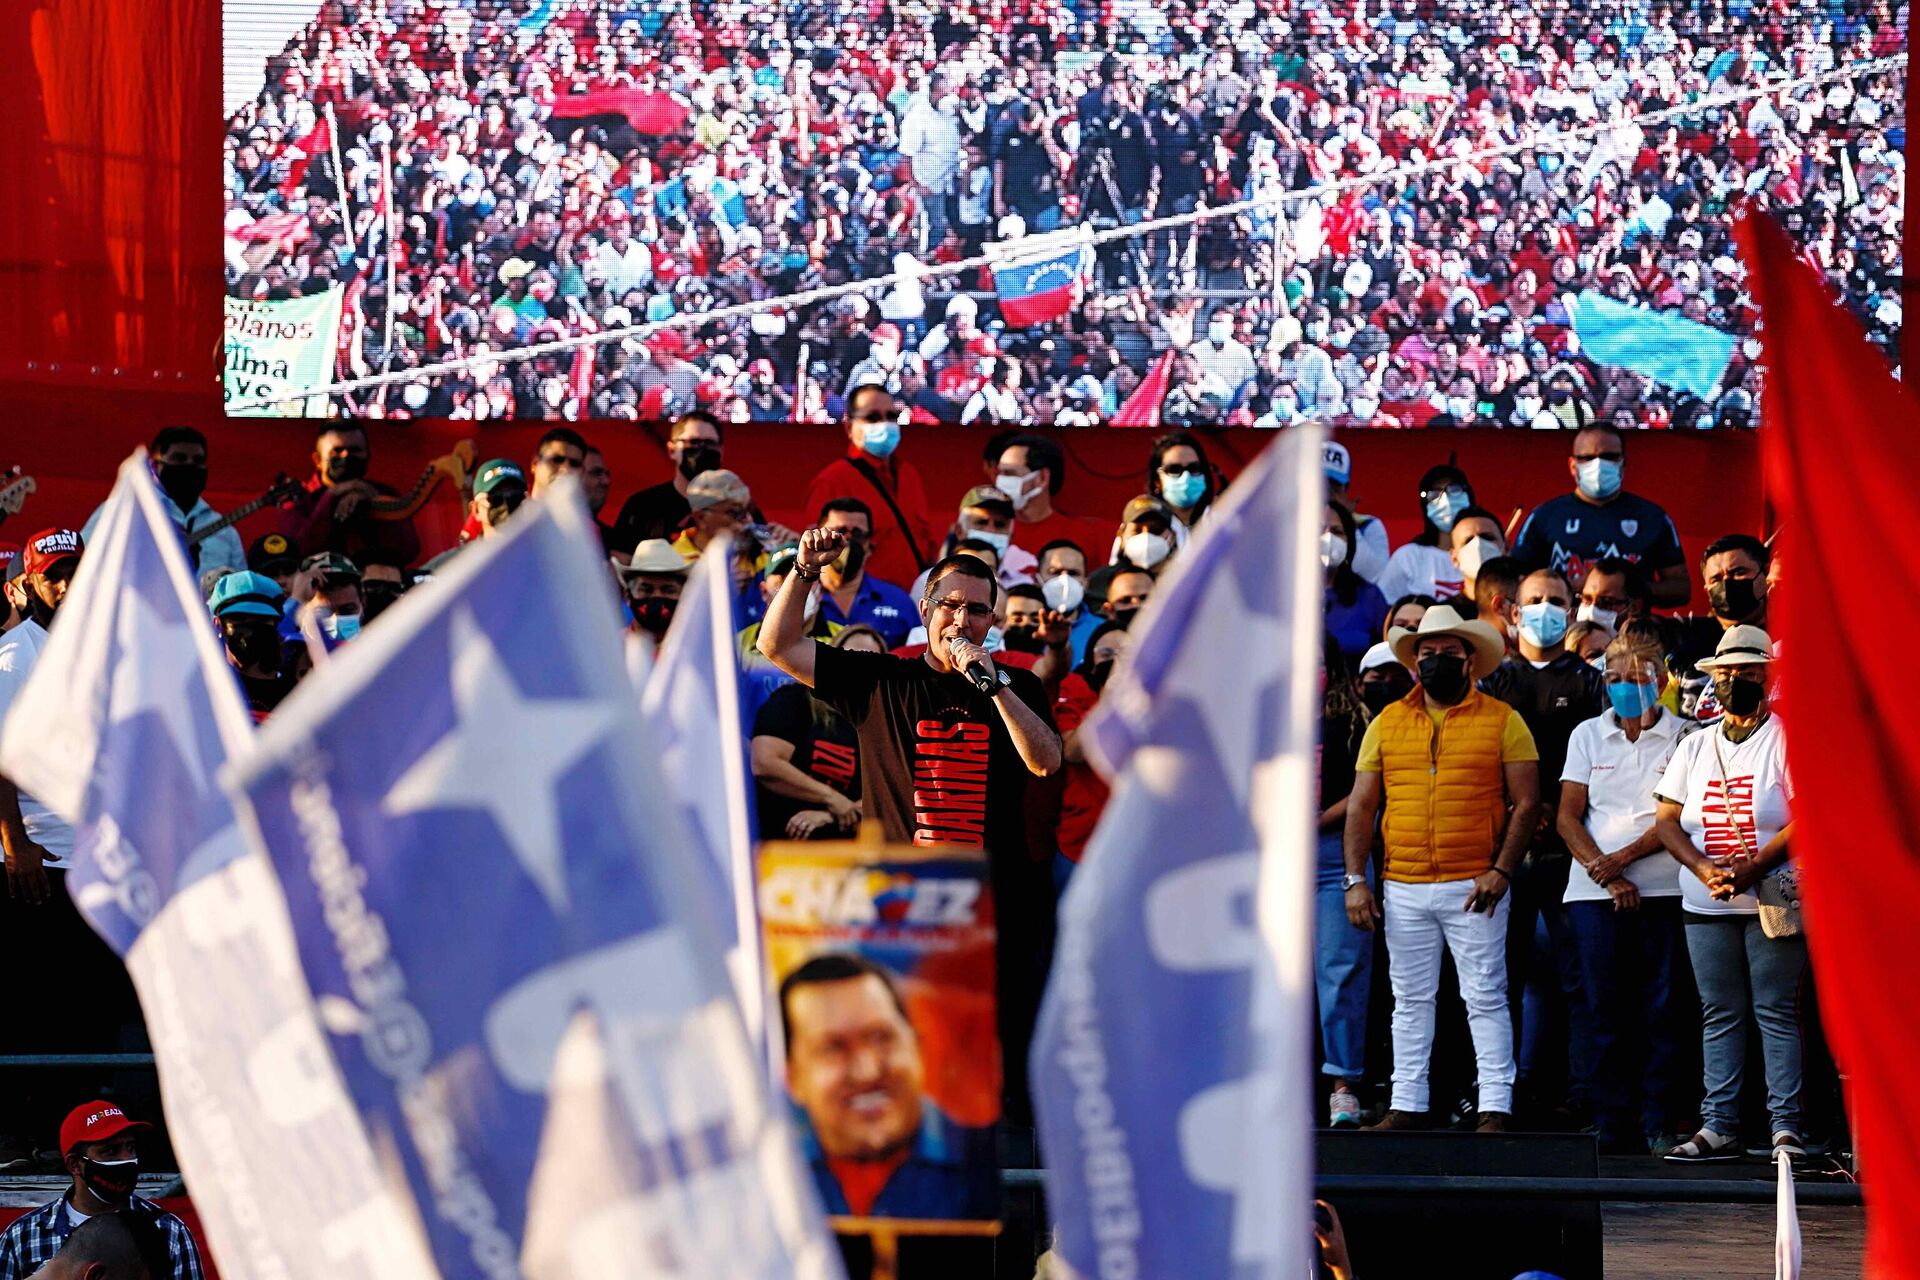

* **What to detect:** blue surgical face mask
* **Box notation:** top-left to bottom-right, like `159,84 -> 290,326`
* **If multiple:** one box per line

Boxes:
1517,601 -> 1569,648
1160,470 -> 1206,508
320,609 -> 361,642
1424,486 -> 1468,532
1576,457 -> 1623,501
860,422 -> 901,458
1607,679 -> 1659,719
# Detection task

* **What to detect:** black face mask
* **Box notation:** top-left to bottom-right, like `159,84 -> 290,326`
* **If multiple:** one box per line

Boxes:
485,490 -> 526,528
1107,607 -> 1138,631
1000,625 -> 1046,654
678,445 -> 722,482
1080,658 -> 1115,693
1714,675 -> 1766,718
632,597 -> 678,637
1706,576 -> 1761,622
325,454 -> 369,484
361,582 -> 404,622
1361,678 -> 1412,714
832,539 -> 868,579
20,583 -> 57,630
225,622 -> 282,674
79,1157 -> 138,1207
1416,653 -> 1471,703
157,463 -> 208,512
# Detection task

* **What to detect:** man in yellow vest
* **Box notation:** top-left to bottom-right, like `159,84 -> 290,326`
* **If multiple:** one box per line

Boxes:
1342,605 -> 1542,1132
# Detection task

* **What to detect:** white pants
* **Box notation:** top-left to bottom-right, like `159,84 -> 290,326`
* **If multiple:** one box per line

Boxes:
1384,877 -> 1516,1115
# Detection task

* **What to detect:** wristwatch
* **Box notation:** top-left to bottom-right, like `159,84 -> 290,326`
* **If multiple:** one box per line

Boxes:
988,667 -> 1014,695
1341,873 -> 1368,892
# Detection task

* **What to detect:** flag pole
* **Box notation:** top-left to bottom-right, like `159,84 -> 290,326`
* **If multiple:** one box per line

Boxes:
325,102 -> 353,236
381,142 -> 399,401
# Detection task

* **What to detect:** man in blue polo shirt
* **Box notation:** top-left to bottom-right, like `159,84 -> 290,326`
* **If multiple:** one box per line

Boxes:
816,498 -> 917,649
1513,425 -> 1690,607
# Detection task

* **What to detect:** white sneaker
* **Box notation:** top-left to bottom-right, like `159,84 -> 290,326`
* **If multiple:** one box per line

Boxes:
1329,1088 -> 1362,1129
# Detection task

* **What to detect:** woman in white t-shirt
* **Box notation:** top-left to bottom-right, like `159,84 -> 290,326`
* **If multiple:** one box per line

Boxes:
1557,626 -> 1693,1155
1373,463 -> 1476,605
1651,627 -> 1807,1163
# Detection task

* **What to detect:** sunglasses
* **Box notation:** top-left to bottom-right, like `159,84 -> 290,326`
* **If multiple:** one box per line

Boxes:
1159,462 -> 1206,476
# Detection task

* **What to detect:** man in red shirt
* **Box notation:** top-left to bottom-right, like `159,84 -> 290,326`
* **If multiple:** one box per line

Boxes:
801,386 -> 937,592
988,433 -> 1111,559
276,424 -> 421,568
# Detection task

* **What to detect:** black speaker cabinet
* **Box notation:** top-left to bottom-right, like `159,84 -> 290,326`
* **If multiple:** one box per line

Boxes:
1318,1130 -> 1604,1280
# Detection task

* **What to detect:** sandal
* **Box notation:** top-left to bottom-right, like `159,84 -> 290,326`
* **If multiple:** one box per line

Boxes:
1665,1128 -> 1741,1162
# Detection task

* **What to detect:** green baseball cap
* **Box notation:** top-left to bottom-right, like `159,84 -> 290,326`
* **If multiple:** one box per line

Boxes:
473,458 -> 527,496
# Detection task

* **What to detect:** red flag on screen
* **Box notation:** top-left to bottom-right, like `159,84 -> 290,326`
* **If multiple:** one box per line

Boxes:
567,344 -> 595,419
278,114 -> 332,198
1736,208 -> 1920,1278
1109,350 -> 1174,428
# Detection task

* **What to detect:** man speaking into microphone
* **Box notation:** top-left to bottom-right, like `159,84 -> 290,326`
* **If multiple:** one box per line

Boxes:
760,526 -> 1061,1120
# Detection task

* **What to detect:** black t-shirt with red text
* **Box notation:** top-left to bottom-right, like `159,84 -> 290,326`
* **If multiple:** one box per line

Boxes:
812,644 -> 1054,857
811,641 -> 1058,1121
751,682 -> 862,840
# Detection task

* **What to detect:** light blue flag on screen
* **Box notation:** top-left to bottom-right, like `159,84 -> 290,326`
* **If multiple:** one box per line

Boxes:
226,483 -> 839,1280
0,450 -> 438,1278
1568,289 -> 1738,399
641,531 -> 768,1051
1030,426 -> 1325,1280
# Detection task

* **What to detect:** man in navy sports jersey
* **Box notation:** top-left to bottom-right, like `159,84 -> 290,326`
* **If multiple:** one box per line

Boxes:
1513,425 -> 1690,608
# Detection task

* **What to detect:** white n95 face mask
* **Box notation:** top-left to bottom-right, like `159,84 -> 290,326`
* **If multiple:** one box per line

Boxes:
1456,536 -> 1501,581
1123,531 -> 1172,570
1042,573 -> 1085,614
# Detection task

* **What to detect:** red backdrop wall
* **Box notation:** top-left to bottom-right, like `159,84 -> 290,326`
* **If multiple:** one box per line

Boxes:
1,377 -> 1764,583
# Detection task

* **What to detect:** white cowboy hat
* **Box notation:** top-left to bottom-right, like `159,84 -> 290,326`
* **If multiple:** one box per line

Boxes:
615,538 -> 690,577
1388,604 -> 1506,680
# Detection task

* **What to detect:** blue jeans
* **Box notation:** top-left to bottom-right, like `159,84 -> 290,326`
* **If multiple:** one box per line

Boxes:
1315,831 -> 1373,1081
1568,897 -> 1684,1143
1684,913 -> 1810,1137
1511,855 -> 1595,1111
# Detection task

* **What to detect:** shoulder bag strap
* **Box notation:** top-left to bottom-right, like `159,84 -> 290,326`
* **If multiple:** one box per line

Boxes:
846,455 -> 930,570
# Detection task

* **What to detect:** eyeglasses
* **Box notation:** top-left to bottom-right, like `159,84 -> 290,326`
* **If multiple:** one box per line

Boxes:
1421,485 -> 1469,502
1159,462 -> 1206,477
928,597 -> 995,621
825,526 -> 872,542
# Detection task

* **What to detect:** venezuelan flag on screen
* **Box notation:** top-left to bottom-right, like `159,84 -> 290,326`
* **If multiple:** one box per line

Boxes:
994,243 -> 1094,327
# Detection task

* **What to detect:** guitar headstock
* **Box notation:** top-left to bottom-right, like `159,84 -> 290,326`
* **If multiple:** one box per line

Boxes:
266,473 -> 303,507
0,468 -> 37,518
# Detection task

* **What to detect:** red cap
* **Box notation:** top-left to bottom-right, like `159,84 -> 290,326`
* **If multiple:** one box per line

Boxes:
21,528 -> 83,577
871,322 -> 902,346
60,1101 -> 150,1157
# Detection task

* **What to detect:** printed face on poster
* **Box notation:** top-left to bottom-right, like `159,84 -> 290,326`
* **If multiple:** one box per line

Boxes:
760,836 -> 1002,1226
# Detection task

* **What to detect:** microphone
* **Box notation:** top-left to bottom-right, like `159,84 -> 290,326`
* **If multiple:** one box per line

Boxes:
949,638 -> 997,695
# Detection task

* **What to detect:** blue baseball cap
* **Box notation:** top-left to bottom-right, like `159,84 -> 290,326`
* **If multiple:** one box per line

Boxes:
208,571 -> 286,620
1323,441 -> 1352,486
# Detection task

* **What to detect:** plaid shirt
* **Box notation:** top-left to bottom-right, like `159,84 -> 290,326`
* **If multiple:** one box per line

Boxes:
0,1193 -> 204,1280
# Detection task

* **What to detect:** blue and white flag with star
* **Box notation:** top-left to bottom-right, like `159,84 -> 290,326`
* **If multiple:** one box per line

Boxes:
228,482 -> 839,1280
1030,426 -> 1325,1280
641,532 -> 766,1050
0,450 -> 438,1278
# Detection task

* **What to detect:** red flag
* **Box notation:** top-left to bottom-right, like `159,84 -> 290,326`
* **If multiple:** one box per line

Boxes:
1110,351 -> 1174,428
567,343 -> 595,419
1737,208 -> 1920,1277
278,114 -> 332,198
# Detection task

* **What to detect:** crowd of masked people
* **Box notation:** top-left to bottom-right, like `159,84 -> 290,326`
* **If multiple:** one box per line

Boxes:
0,403 -> 1823,1263
225,0 -> 1900,427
